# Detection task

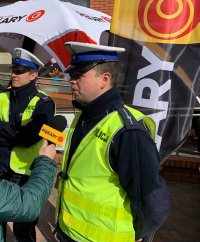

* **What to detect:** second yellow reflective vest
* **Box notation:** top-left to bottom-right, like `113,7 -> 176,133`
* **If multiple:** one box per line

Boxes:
0,90 -> 51,175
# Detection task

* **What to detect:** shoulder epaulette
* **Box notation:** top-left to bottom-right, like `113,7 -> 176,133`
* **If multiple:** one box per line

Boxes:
36,92 -> 51,102
117,106 -> 151,135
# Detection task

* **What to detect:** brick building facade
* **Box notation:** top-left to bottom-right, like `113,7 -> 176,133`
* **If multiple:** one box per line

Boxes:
2,0 -> 114,16
90,0 -> 114,16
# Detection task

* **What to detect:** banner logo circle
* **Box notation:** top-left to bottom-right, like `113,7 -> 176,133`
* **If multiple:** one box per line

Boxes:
138,0 -> 197,40
26,10 -> 45,22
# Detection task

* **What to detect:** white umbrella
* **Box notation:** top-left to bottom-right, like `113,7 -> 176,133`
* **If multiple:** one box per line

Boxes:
0,0 -> 111,71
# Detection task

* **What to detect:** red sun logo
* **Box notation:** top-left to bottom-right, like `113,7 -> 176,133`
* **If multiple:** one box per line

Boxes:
26,10 -> 45,22
138,0 -> 200,40
58,136 -> 64,142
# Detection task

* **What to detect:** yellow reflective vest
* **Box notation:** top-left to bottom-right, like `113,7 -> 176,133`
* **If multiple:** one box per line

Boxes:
57,106 -> 156,242
0,90 -> 49,175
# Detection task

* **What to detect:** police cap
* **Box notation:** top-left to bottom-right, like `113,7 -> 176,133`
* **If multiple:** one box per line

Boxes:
10,48 -> 44,72
64,42 -> 125,75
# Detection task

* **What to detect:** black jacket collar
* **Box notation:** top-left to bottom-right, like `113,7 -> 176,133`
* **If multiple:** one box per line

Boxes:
9,80 -> 38,100
72,87 -> 124,120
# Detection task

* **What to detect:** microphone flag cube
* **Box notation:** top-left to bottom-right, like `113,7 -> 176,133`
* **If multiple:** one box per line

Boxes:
39,124 -> 66,146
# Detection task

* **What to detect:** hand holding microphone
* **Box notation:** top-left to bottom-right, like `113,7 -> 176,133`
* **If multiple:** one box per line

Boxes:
39,139 -> 57,160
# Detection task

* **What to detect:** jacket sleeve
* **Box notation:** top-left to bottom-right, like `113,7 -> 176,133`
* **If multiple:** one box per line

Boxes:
0,155 -> 57,222
110,128 -> 170,240
0,121 -> 16,147
0,98 -> 55,147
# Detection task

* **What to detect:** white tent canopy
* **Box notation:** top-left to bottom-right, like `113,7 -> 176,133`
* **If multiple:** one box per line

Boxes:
0,0 -> 111,71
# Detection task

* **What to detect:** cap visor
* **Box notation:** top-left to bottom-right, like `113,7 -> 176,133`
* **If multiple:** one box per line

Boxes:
9,64 -> 33,71
65,62 -> 99,75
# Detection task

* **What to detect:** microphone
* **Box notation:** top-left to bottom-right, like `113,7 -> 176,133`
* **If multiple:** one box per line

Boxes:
39,115 -> 67,146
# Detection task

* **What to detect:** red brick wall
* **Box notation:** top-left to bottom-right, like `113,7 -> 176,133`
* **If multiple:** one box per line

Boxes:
161,155 -> 200,184
90,0 -> 114,16
3,0 -> 114,16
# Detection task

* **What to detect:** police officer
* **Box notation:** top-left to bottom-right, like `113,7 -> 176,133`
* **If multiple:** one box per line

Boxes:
0,48 -> 55,242
55,42 -> 169,242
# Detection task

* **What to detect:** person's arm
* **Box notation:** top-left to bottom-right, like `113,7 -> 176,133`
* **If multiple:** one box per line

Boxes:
0,98 -> 55,147
0,121 -> 16,146
110,128 -> 170,241
0,140 -> 57,222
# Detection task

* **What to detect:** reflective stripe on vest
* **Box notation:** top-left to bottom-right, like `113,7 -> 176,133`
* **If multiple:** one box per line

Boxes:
57,107 -> 155,242
0,91 -> 47,175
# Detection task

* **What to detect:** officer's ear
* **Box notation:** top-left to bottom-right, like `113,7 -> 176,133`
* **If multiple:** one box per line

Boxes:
101,72 -> 112,89
29,70 -> 38,81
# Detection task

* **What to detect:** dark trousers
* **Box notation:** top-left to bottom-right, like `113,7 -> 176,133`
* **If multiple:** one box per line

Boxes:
56,226 -> 76,242
3,218 -> 38,242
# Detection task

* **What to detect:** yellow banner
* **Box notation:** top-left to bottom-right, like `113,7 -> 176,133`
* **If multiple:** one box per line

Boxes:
110,0 -> 200,44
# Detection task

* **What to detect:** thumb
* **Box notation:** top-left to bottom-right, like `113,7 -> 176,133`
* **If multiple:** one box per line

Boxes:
42,139 -> 48,148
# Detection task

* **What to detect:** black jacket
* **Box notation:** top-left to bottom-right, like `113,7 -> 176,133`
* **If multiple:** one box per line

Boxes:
58,87 -> 169,241
0,80 -> 55,177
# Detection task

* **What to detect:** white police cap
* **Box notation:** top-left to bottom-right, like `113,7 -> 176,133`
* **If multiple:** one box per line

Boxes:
64,42 -> 125,74
11,48 -> 44,71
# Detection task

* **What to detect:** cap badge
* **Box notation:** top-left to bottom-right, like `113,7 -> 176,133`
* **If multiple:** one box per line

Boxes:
15,49 -> 22,58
